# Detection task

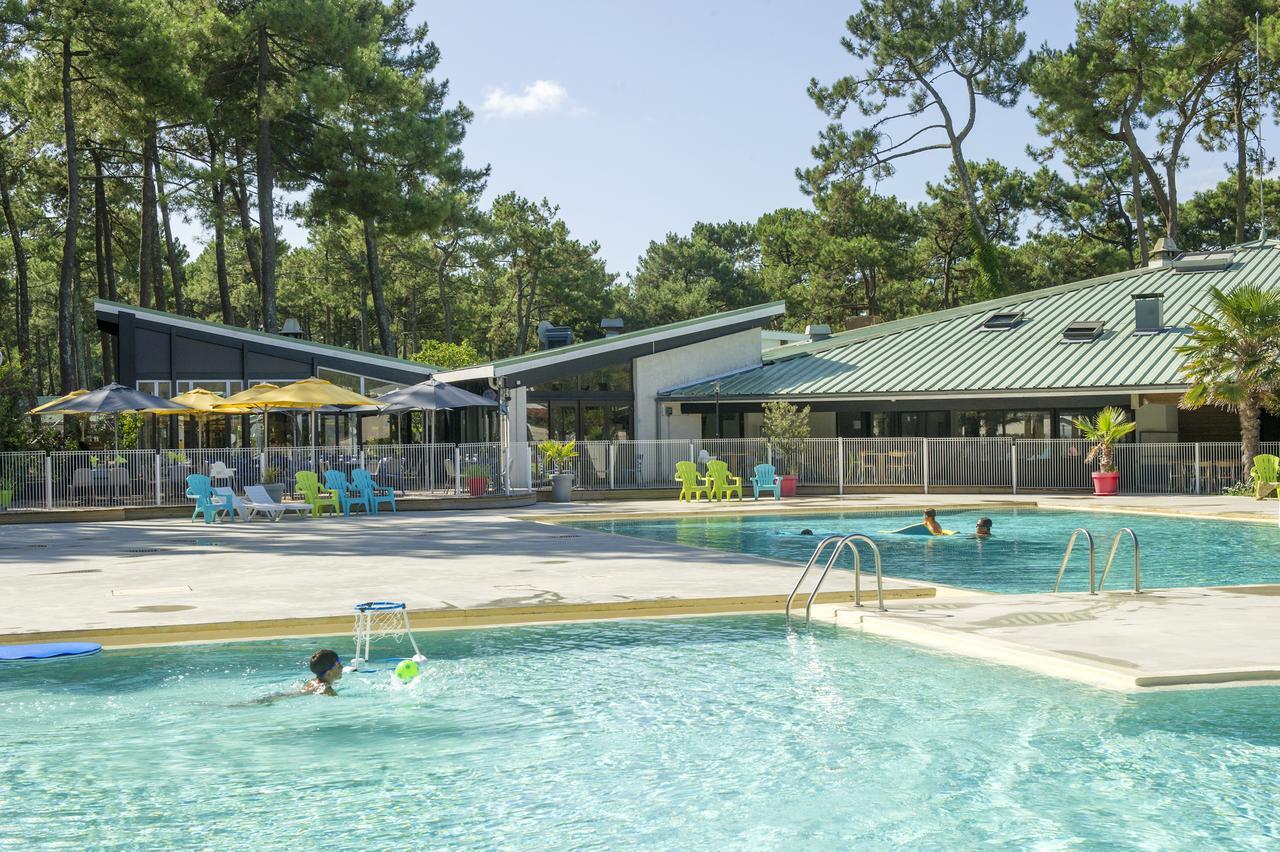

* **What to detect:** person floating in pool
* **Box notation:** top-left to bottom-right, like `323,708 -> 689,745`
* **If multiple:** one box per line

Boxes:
975,517 -> 993,538
800,528 -> 814,536
922,508 -> 944,535
304,649 -> 344,696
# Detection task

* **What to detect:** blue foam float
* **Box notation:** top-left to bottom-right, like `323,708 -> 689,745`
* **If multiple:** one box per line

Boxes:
0,641 -> 102,662
880,524 -> 957,536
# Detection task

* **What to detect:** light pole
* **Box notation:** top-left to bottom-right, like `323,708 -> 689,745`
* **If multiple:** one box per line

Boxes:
713,380 -> 722,439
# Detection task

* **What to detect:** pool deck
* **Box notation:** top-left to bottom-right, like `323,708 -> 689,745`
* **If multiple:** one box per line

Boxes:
3,492 -> 1279,693
834,586 -> 1280,692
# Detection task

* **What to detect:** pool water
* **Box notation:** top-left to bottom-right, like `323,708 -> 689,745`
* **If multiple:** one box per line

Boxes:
2,617 -> 1278,848
567,508 -> 1280,593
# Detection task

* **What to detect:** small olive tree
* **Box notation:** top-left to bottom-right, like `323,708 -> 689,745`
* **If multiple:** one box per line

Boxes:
762,400 -> 811,476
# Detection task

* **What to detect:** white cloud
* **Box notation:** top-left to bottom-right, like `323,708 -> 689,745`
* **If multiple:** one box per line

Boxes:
480,80 -> 572,118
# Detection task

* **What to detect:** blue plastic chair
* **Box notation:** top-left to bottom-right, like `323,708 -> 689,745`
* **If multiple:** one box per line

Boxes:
185,474 -> 233,524
351,468 -> 396,513
750,463 -> 782,501
323,469 -> 371,516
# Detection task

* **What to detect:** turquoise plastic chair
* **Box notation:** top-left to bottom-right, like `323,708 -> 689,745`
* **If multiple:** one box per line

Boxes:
185,473 -> 233,524
323,469 -> 370,516
352,468 -> 396,513
750,463 -> 781,501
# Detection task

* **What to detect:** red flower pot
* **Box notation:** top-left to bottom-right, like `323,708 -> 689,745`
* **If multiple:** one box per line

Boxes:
779,475 -> 798,497
467,477 -> 488,497
1091,471 -> 1120,496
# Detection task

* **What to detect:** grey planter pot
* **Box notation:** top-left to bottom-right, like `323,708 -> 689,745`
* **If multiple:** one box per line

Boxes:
550,473 -> 574,503
262,483 -> 285,504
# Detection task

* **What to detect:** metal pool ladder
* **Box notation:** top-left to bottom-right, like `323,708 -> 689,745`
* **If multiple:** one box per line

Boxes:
1097,528 -> 1141,594
1053,527 -> 1096,594
785,534 -> 885,626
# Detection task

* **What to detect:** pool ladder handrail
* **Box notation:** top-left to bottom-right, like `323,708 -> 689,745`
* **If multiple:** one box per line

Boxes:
787,534 -> 885,626
1053,527 -> 1096,594
1097,528 -> 1141,594
784,535 -> 843,621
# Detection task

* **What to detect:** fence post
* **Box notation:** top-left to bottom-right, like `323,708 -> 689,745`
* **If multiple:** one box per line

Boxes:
1011,440 -> 1018,495
767,443 -> 773,467
155,454 -> 162,506
259,451 -> 267,481
1194,443 -> 1202,494
608,443 -> 616,490
44,455 -> 52,509
527,445 -> 534,492
501,441 -> 510,496
454,446 -> 462,496
837,437 -> 844,495
689,442 -> 695,464
922,438 -> 930,494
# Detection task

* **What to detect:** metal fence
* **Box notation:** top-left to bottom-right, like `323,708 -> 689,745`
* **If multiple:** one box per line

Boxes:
0,438 -> 1271,512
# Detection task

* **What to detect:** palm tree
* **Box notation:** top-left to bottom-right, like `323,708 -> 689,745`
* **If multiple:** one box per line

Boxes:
1177,283 -> 1280,473
1071,407 -> 1136,472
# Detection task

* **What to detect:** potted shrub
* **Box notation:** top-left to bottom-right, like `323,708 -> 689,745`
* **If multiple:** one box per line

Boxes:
463,463 -> 491,497
261,467 -> 286,503
1072,406 -> 1136,496
762,401 -> 810,497
540,439 -> 578,502
0,477 -> 12,511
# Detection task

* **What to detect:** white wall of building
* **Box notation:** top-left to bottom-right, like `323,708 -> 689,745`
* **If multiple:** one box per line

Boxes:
634,329 -> 763,441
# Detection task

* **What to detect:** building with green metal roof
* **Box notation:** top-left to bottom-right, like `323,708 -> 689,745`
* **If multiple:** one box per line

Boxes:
659,240 -> 1280,443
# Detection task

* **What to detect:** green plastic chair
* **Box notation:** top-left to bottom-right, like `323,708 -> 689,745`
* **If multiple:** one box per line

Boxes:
1252,453 -> 1280,499
705,459 -> 742,501
295,470 -> 340,518
675,460 -> 709,502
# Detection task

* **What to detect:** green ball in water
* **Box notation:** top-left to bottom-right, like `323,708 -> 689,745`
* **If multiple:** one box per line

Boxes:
394,659 -> 421,682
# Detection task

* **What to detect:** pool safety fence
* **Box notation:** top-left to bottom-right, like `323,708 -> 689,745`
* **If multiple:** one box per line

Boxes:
1,438 -> 1275,511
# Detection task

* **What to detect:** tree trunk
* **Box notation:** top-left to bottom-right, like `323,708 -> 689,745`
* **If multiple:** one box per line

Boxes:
209,131 -> 233,324
139,120 -> 160,309
91,147 -> 114,383
1240,396 -> 1261,475
155,157 -> 186,315
1234,71 -> 1248,245
435,239 -> 457,343
0,148 -> 31,364
1127,152 -> 1149,265
57,33 -> 79,394
948,144 -> 1002,296
256,24 -> 278,332
362,217 -> 394,355
230,152 -> 264,294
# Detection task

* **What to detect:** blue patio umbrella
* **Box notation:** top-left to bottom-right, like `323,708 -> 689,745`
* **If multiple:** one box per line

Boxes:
39,383 -> 190,453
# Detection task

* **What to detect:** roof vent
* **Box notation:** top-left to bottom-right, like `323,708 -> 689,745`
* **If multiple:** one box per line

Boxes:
280,318 -> 305,339
978,311 -> 1024,332
805,323 -> 832,341
1062,321 -> 1104,343
600,318 -> 624,337
1133,293 -> 1163,335
1169,250 -> 1234,273
1148,236 -> 1180,267
536,320 -> 575,350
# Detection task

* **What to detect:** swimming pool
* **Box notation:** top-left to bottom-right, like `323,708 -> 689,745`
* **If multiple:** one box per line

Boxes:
2,617 -> 1278,848
566,508 -> 1280,593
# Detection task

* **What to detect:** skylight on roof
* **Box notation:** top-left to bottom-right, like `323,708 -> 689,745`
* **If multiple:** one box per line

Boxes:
978,311 -> 1024,331
1062,321 -> 1104,343
1170,250 -> 1234,273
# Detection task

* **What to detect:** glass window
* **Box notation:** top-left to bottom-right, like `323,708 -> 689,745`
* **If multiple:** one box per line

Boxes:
581,406 -> 606,441
527,402 -> 549,443
1004,411 -> 1050,438
317,367 -> 362,393
551,404 -> 577,440
870,412 -> 892,437
607,405 -> 631,440
365,379 -> 403,399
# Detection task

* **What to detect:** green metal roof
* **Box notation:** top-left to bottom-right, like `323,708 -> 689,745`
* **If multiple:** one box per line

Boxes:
663,241 -> 1280,400
95,299 -> 439,373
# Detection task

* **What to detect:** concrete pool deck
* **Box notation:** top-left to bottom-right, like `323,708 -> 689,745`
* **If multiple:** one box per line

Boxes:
0,508 -> 936,647
834,586 -> 1280,692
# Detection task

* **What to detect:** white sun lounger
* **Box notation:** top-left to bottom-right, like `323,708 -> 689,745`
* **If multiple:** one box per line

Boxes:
242,485 -> 312,521
213,486 -> 253,521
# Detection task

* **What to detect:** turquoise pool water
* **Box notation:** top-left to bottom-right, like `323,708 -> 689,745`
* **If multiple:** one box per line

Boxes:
2,617 -> 1278,848
568,508 -> 1280,593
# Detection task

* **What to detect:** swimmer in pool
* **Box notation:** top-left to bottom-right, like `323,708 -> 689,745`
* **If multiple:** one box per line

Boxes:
303,649 -> 344,696
922,508 -> 943,535
975,517 -> 993,538
800,528 -> 814,536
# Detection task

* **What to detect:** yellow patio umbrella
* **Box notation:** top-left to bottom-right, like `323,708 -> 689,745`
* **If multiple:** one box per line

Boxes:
28,388 -> 89,415
247,378 -> 379,455
143,388 -> 252,449
211,383 -> 281,452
